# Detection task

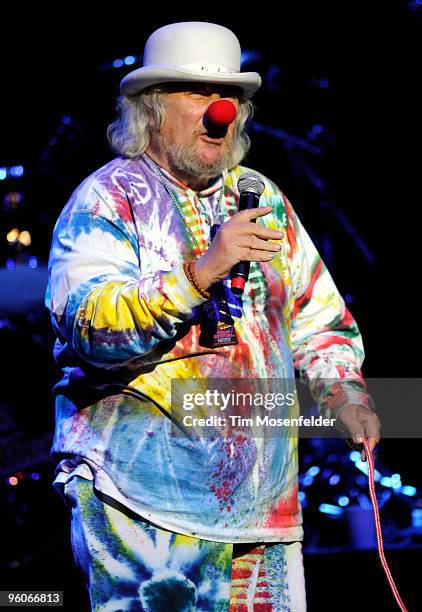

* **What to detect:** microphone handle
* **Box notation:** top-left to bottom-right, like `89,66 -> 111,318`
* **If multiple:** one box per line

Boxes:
230,191 -> 260,295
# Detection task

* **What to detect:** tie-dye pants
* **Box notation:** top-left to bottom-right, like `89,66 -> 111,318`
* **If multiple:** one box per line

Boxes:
61,475 -> 307,611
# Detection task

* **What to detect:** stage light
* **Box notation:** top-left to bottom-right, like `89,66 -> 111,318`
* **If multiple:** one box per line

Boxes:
10,165 -> 24,177
355,460 -> 381,481
318,78 -> 329,89
6,258 -> 15,270
28,256 -> 38,269
307,466 -> 320,477
241,50 -> 263,65
298,491 -> 307,507
307,124 -> 324,141
11,192 -> 23,203
31,473 -> 40,480
401,486 -> 416,496
3,191 -> 23,210
338,496 -> 350,507
357,494 -> 372,509
412,508 -> 422,528
0,165 -> 25,180
328,474 -> 340,486
390,474 -> 402,490
18,230 -> 31,246
8,477 -> 18,486
124,55 -> 136,65
303,476 -> 314,487
319,503 -> 343,516
7,228 -> 19,244
113,59 -> 124,68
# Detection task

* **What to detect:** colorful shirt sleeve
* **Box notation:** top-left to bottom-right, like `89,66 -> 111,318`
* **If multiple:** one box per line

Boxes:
46,201 -> 207,370
285,197 -> 372,416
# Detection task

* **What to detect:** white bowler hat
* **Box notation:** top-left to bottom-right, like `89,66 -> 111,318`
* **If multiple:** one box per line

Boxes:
120,22 -> 261,99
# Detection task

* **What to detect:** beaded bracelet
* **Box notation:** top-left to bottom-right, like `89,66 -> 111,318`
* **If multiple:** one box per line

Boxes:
182,262 -> 211,299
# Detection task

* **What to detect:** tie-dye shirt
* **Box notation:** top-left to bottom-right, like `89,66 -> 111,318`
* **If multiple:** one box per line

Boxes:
45,154 -> 369,543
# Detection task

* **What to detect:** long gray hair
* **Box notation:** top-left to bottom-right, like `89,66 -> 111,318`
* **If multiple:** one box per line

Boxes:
107,85 -> 254,169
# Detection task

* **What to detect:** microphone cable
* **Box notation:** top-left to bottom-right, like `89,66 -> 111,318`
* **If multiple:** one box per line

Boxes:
363,438 -> 409,611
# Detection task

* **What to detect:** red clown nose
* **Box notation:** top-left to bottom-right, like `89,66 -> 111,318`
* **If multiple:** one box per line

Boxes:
205,99 -> 237,127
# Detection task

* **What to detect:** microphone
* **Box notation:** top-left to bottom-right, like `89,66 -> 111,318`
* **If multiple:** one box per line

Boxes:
230,173 -> 266,295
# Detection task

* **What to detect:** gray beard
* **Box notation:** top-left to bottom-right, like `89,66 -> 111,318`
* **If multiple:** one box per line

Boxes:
156,135 -> 233,181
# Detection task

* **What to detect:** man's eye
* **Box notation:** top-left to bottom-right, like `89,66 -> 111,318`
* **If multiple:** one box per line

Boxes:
186,86 -> 239,99
188,90 -> 209,97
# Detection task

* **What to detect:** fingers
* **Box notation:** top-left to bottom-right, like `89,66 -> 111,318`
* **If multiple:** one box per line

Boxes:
357,414 -> 380,462
353,430 -> 380,461
240,205 -> 274,220
249,249 -> 280,263
361,437 -> 379,462
252,225 -> 284,241
234,207 -> 284,239
335,405 -> 380,463
218,223 -> 283,263
203,206 -> 284,282
234,223 -> 284,250
245,235 -> 282,253
337,406 -> 380,442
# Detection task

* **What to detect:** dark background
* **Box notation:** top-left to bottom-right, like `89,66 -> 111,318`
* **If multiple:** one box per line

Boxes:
1,2 -> 421,609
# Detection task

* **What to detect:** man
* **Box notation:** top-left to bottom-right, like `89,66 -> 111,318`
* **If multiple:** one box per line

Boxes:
46,21 -> 380,611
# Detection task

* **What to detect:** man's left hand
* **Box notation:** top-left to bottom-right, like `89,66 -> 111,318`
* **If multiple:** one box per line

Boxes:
335,404 -> 381,462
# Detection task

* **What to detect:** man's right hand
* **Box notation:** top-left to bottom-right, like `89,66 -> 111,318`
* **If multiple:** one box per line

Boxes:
194,206 -> 284,290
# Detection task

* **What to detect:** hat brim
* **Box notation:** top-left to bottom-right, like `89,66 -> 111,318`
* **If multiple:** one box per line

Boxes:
120,66 -> 261,99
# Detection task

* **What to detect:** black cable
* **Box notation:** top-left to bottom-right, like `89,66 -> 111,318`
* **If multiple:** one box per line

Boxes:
94,383 -> 192,438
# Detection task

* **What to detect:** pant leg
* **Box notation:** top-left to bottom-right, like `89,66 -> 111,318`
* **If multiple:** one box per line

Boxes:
60,476 -> 306,611
62,475 -> 233,611
229,542 -> 307,611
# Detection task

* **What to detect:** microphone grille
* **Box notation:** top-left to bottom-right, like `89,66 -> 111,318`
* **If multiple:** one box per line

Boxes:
237,172 -> 265,197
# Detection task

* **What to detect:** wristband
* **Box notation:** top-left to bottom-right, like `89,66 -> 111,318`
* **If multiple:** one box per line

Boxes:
182,262 -> 211,299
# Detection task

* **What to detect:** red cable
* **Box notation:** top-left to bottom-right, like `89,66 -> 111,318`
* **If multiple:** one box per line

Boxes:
363,438 -> 409,611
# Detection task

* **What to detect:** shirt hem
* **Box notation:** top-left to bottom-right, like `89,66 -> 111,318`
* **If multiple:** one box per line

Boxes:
53,458 -> 303,544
